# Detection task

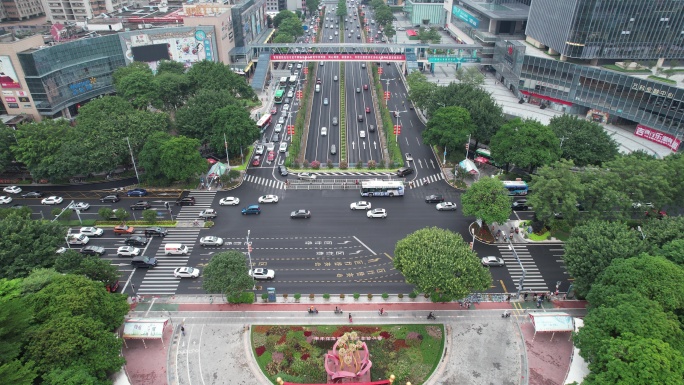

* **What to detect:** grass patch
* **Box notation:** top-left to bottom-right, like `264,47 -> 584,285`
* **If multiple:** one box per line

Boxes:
251,324 -> 444,384
371,64 -> 403,167
527,229 -> 550,241
53,219 -> 98,226
602,64 -> 652,73
647,75 -> 677,84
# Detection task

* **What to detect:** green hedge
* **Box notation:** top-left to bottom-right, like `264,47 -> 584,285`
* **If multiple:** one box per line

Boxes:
286,62 -> 316,166
339,65 -> 347,162
372,64 -> 403,167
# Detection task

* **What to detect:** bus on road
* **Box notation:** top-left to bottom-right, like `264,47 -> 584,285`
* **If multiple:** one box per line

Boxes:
256,114 -> 272,133
274,88 -> 285,104
279,77 -> 288,87
288,75 -> 297,85
360,180 -> 405,197
502,180 -> 528,196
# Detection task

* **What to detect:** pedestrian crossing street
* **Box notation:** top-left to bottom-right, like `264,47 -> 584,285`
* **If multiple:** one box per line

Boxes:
496,244 -> 548,292
136,228 -> 202,295
244,174 -> 286,189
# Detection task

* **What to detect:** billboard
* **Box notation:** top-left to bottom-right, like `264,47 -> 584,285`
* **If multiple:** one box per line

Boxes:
124,32 -> 212,71
0,56 -> 21,89
270,54 -> 406,61
634,124 -> 681,151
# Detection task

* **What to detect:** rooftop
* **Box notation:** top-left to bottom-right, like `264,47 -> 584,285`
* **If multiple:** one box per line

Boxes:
458,0 -> 530,21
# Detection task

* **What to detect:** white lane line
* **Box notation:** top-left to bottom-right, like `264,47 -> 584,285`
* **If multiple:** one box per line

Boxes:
353,235 -> 376,255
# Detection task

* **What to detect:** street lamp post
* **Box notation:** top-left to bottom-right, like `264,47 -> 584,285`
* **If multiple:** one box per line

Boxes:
246,230 -> 255,290
125,137 -> 141,185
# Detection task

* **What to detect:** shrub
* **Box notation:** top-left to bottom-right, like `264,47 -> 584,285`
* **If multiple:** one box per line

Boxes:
367,293 -> 373,299
398,293 -> 404,299
353,292 -> 360,300
310,160 -> 321,169
292,159 -> 301,168
283,293 -> 288,300
367,160 -> 377,169
142,209 -> 158,223
228,291 -> 255,304
377,159 -> 385,169
339,160 -> 348,170
204,221 -> 215,228
356,161 -> 363,169
340,293 -> 345,299
323,293 -> 330,300
382,292 -> 389,300
309,293 -> 315,300
327,159 -> 334,169
98,207 -> 114,220
261,292 -> 269,301
294,293 -> 301,302
408,292 -> 418,299
302,159 -> 310,169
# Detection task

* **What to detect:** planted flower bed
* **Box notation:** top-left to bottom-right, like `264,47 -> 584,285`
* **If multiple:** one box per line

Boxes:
251,324 -> 444,384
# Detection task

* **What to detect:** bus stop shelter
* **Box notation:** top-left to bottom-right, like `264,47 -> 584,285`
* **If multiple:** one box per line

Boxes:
529,312 -> 574,341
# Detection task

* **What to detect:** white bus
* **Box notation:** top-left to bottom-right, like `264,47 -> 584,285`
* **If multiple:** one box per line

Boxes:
288,75 -> 297,85
360,180 -> 405,197
279,77 -> 288,87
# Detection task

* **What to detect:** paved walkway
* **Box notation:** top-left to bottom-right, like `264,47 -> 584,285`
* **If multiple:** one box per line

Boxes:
119,296 -> 587,385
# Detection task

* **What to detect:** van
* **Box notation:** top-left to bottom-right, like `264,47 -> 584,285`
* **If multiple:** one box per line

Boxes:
131,256 -> 158,268
164,243 -> 189,255
315,84 -> 321,92
321,127 -> 327,136
330,144 -> 337,155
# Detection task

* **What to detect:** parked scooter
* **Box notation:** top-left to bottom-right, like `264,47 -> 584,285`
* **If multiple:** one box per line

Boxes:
308,306 -> 319,314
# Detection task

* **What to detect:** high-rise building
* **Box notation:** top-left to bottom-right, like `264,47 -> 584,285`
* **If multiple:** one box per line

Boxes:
43,0 -> 131,23
1,0 -> 45,21
526,0 -> 684,61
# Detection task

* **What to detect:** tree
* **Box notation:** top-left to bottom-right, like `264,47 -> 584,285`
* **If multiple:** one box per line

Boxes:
159,136 -> 208,182
209,104 -> 260,158
0,296 -> 32,364
393,227 -> 491,301
461,177 -> 512,226
186,61 -> 256,99
112,61 -> 151,86
406,71 -> 438,111
582,335 -> 684,385
153,72 -> 192,113
527,159 -> 583,226
547,115 -> 619,167
175,89 -> 238,141
489,118 -> 561,172
374,7 -> 393,28
273,33 -> 295,44
577,168 -> 629,221
574,295 -> 684,366
417,27 -> 440,44
422,106 -> 474,153
563,220 -> 640,297
655,239 -> 684,266
306,0 -> 320,16
638,216 -> 684,256
279,17 -> 305,39
604,152 -> 674,210
114,68 -> 158,110
0,213 -> 67,279
336,0 -> 347,17
75,258 -> 121,289
12,119 -> 72,180
112,208 -> 129,222
142,209 -> 158,223
202,251 -> 254,302
0,360 -> 36,385
156,59 -> 186,75
19,268 -> 62,294
138,131 -> 173,184
454,66 -> 485,87
0,127 -> 16,174
664,153 -> 684,207
383,24 -> 396,41
586,255 -> 684,312
272,10 -> 297,28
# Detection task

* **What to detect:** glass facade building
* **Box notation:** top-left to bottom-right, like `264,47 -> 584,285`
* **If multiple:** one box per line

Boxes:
526,0 -> 684,60
17,34 -> 125,117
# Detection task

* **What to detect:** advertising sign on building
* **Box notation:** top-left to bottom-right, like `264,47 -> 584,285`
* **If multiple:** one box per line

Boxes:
271,54 -> 405,61
634,124 -> 681,151
452,6 -> 479,28
0,56 -> 21,89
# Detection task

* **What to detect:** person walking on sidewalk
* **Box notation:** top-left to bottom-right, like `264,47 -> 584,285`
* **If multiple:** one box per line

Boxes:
348,313 -> 353,323
181,326 -> 185,336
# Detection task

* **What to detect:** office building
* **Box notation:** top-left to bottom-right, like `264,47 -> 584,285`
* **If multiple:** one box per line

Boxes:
43,0 -> 131,23
1,0 -> 45,21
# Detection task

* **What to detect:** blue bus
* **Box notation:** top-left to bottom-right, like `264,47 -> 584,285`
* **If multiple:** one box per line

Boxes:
502,180 -> 528,196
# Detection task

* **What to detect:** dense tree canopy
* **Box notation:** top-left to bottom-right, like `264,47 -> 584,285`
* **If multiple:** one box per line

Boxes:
394,227 -> 491,301
210,104 -> 260,157
186,61 -> 256,100
272,10 -> 297,28
547,115 -> 619,167
490,118 -> 561,172
422,106 -> 474,152
461,177 -> 512,226
175,89 -> 239,142
12,119 -> 72,180
159,136 -> 209,182
202,251 -> 254,302
528,159 -> 583,225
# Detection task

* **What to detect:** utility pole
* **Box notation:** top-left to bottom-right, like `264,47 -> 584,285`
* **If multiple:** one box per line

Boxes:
125,137 -> 141,184
246,230 -> 255,290
224,133 -> 231,170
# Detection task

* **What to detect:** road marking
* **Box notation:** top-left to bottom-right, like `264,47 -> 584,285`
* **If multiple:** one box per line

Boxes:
383,252 -> 392,260
353,236 -> 376,255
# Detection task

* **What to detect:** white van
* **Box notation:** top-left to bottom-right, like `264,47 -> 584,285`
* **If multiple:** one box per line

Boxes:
315,84 -> 321,92
164,243 -> 188,255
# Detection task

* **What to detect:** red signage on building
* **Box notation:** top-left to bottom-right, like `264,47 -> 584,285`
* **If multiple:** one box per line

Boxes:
271,54 -> 406,62
634,124 -> 681,151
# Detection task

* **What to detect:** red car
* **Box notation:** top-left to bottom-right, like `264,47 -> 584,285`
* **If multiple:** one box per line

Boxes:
270,107 -> 277,115
363,84 -> 369,90
252,156 -> 262,167
365,107 -> 370,113
267,151 -> 276,162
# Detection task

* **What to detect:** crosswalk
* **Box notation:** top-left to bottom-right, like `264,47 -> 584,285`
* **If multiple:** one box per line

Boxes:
408,173 -> 444,189
136,228 -> 202,295
496,244 -> 548,292
175,190 -> 217,221
244,174 -> 286,189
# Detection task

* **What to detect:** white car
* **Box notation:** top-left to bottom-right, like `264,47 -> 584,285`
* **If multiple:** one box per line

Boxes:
200,236 -> 224,246
283,104 -> 290,111
360,130 -> 366,138
3,186 -> 22,194
0,196 -> 12,204
249,268 -> 275,280
258,195 -> 279,203
298,172 -> 317,181
255,144 -> 265,155
41,196 -> 64,205
69,202 -> 90,211
436,202 -> 458,211
117,246 -> 141,257
79,227 -> 104,237
219,197 -> 240,206
405,153 -> 413,162
367,208 -> 387,218
350,201 -> 371,210
266,142 -> 276,152
174,267 -> 201,278
275,123 -> 283,133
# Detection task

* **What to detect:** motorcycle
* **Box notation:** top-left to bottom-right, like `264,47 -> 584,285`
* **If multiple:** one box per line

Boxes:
334,307 -> 343,314
307,307 -> 319,314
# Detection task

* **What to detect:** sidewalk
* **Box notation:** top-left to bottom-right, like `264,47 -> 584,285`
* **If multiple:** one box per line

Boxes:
120,295 -> 587,385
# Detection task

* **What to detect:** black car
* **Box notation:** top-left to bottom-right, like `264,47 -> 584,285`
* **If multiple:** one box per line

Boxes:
125,236 -> 148,246
397,167 -> 414,177
22,191 -> 43,198
80,245 -> 106,256
278,165 -> 289,176
130,201 -> 152,210
176,197 -> 196,206
144,227 -> 168,237
425,195 -> 444,203
511,199 -> 529,211
100,194 -> 120,203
